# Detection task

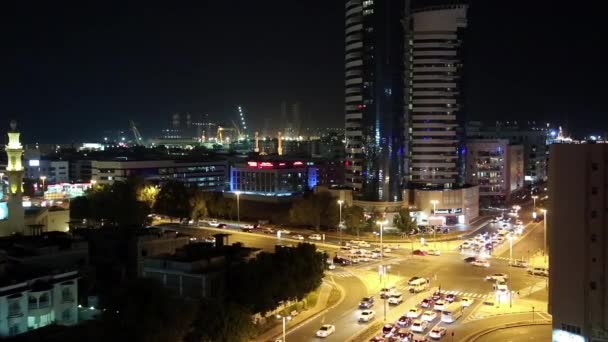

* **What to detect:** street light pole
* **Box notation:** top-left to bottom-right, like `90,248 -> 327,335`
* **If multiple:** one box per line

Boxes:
235,191 -> 241,227
338,200 -> 344,245
541,209 -> 547,262
276,315 -> 291,342
532,195 -> 538,212
430,200 -> 439,249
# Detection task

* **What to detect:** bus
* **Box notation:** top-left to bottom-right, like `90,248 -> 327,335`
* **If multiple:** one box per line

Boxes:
441,302 -> 464,323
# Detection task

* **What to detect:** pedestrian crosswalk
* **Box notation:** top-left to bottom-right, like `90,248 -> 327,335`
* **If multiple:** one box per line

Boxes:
437,289 -> 491,299
327,270 -> 354,278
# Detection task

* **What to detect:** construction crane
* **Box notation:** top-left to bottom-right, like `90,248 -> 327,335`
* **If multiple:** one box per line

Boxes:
129,120 -> 145,146
237,106 -> 248,137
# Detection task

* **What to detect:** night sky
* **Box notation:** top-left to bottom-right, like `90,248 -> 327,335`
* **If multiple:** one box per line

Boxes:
2,1 -> 606,143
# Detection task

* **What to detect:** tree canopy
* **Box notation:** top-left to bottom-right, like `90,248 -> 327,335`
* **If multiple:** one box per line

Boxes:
288,192 -> 340,230
393,207 -> 418,233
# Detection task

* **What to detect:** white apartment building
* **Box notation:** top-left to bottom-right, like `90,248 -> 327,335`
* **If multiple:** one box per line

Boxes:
549,144 -> 608,341
0,270 -> 79,337
466,139 -> 524,204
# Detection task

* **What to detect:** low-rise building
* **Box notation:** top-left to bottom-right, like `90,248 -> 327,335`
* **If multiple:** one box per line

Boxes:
0,257 -> 79,337
466,139 -> 525,205
25,159 -> 69,185
91,159 -> 228,191
404,185 -> 480,226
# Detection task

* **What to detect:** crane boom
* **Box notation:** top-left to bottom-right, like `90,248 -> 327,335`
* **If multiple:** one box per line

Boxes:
129,120 -> 144,145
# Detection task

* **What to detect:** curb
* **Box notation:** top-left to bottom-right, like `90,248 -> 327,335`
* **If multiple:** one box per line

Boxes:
263,280 -> 347,342
463,320 -> 551,341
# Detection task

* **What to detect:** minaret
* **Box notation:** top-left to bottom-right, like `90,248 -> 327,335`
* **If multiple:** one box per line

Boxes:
254,131 -> 260,153
2,120 -> 25,235
277,131 -> 283,156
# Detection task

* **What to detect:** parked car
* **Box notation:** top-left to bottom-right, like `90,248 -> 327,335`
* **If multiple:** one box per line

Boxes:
309,234 -> 322,240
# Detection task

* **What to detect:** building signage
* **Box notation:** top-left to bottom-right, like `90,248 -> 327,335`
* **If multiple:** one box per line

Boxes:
434,208 -> 463,215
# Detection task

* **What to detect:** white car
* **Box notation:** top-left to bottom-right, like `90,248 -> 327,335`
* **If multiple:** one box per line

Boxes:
241,223 -> 254,229
495,280 -> 509,292
427,249 -> 441,256
309,234 -> 322,241
485,273 -> 508,281
461,297 -> 473,307
359,310 -> 375,322
315,324 -> 335,337
278,229 -> 291,235
429,327 -> 447,339
433,300 -> 445,311
327,263 -> 336,270
383,247 -> 392,253
208,220 -> 220,227
371,250 -> 382,258
410,319 -> 428,333
471,260 -> 490,268
358,241 -> 371,248
292,234 -> 304,240
406,308 -> 422,318
421,310 -> 437,322
388,293 -> 403,305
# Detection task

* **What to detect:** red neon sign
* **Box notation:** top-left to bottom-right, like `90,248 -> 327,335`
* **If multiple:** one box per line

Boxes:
247,161 -> 258,167
293,161 -> 303,166
260,162 -> 274,168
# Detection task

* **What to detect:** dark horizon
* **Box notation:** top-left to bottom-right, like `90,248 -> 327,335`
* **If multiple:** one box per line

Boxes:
2,0 -> 607,143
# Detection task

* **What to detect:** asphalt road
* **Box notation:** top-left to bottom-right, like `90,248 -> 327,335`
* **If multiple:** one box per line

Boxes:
475,323 -> 551,341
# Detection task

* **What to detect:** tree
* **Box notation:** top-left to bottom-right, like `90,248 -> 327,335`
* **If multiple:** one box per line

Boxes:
154,181 -> 190,220
364,210 -> 385,232
84,178 -> 151,227
186,300 -> 254,342
137,184 -> 159,209
99,278 -> 195,342
189,189 -> 209,221
393,208 -> 417,234
288,192 -> 339,230
69,196 -> 91,219
343,205 -> 365,237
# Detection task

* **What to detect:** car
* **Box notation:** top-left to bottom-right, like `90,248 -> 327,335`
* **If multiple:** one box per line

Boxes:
509,259 -> 528,268
383,247 -> 392,253
463,256 -> 477,263
358,241 -> 371,248
388,293 -> 403,305
359,309 -> 376,322
203,237 -> 216,243
369,337 -> 384,342
445,293 -> 456,303
485,273 -> 508,281
528,267 -> 549,276
315,324 -> 335,338
277,229 -> 290,235
217,223 -> 228,228
516,219 -> 523,225
490,218 -> 498,223
412,249 -> 427,256
292,234 -> 304,240
359,296 -> 375,309
429,327 -> 447,340
263,228 -> 276,234
421,310 -> 437,322
397,330 -> 415,341
433,300 -> 446,311
461,297 -> 473,307
241,223 -> 254,229
333,256 -> 351,266
427,249 -> 441,256
208,220 -> 219,227
421,298 -> 434,308
382,324 -> 398,337
327,263 -> 336,270
309,234 -> 322,240
460,241 -> 471,249
357,255 -> 371,262
371,250 -> 382,258
408,276 -> 421,285
495,279 -> 509,292
431,291 -> 443,301
380,287 -> 397,299
471,260 -> 490,267
396,316 -> 412,328
406,308 -> 422,318
410,319 -> 428,333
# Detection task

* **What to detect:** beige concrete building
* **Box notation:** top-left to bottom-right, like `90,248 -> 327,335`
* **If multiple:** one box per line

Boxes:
404,186 -> 479,225
549,143 -> 608,341
466,139 -> 524,205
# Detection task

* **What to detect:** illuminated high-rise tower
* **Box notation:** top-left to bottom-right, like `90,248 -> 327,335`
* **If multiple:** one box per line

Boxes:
344,0 -> 406,202
0,120 -> 25,235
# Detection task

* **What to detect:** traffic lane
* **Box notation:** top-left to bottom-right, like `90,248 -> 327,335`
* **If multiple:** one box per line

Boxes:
500,222 -> 544,258
475,324 -> 551,341
286,275 -> 368,342
452,312 -> 551,340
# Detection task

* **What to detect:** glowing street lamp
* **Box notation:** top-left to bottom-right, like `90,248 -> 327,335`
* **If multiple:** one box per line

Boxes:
531,195 -> 538,211
376,219 -> 388,264
40,175 -> 47,191
430,200 -> 439,214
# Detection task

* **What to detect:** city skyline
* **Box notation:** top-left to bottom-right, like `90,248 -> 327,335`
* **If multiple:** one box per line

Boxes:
2,1 -> 606,143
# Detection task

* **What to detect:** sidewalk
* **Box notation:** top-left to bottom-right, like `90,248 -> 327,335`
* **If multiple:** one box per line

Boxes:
467,289 -> 551,322
252,281 -> 336,342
